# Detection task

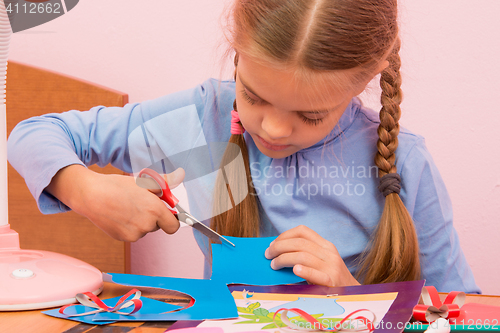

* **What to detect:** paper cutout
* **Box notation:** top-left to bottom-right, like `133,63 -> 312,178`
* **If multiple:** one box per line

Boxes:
43,294 -> 181,325
210,236 -> 305,285
47,235 -> 310,325
92,273 -> 238,321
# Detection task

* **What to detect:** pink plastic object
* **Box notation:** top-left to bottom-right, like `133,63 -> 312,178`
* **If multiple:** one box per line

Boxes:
0,224 -> 103,311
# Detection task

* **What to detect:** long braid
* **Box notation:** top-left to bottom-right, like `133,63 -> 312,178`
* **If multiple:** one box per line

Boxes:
376,41 -> 402,177
358,38 -> 421,284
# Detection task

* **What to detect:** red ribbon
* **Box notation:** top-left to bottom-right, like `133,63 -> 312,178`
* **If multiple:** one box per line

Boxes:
412,286 -> 465,323
59,288 -> 143,317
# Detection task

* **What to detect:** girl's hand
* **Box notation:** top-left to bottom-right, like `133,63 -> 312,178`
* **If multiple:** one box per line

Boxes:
265,225 -> 360,287
46,164 -> 185,242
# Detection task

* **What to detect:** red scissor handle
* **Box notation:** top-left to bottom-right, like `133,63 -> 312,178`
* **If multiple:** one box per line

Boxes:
138,168 -> 179,214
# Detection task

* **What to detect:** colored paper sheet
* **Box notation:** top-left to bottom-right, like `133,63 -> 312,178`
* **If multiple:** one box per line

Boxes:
92,273 -> 238,321
197,291 -> 398,332
210,236 -> 305,285
43,294 -> 181,325
169,280 -> 426,333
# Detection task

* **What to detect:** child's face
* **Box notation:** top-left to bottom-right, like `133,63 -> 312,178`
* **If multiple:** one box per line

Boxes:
235,55 -> 365,159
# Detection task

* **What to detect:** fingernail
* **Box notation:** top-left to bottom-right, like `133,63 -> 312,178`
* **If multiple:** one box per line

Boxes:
265,248 -> 270,259
294,265 -> 302,274
270,259 -> 276,270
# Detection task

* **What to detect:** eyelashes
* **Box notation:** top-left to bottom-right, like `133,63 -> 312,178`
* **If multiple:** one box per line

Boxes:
240,89 -> 258,105
300,116 -> 324,126
240,89 -> 324,126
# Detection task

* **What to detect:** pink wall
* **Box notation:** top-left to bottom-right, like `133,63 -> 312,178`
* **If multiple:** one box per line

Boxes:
8,1 -> 500,293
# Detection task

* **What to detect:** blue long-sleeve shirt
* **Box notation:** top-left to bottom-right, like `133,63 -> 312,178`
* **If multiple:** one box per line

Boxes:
7,78 -> 480,293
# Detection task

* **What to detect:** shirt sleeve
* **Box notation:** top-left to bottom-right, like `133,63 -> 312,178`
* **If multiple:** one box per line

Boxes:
7,78 -> 234,215
399,137 -> 481,293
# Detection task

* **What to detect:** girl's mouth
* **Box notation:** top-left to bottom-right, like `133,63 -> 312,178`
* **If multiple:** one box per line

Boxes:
257,135 -> 291,151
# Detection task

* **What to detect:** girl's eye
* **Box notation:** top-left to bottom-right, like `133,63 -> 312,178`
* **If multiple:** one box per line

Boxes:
240,87 -> 324,126
300,114 -> 325,126
241,89 -> 260,105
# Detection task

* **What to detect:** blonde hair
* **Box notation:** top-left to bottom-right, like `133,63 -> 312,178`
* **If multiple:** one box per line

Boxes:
211,0 -> 421,284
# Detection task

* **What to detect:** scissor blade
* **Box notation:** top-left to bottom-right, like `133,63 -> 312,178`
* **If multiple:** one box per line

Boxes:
178,213 -> 235,247
192,222 -> 235,247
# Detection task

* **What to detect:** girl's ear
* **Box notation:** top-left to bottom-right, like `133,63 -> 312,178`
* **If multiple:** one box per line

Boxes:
377,60 -> 390,74
353,60 -> 390,96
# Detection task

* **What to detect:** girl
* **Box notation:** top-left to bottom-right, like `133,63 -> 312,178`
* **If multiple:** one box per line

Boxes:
7,0 -> 479,292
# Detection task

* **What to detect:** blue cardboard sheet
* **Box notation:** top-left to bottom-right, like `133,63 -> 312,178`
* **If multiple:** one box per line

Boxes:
93,273 -> 238,321
210,236 -> 305,285
46,236 -> 306,324
92,237 -> 304,321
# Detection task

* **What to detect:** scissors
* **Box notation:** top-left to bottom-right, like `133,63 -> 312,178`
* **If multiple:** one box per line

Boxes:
137,168 -> 235,247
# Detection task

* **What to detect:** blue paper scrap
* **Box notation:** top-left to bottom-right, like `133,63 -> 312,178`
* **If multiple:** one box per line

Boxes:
210,236 -> 305,285
93,273 -> 238,321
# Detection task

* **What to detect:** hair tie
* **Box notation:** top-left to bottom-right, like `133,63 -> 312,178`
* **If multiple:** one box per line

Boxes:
230,110 -> 245,135
378,173 -> 402,197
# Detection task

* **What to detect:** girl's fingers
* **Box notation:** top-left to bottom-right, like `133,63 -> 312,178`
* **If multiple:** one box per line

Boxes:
271,252 -> 333,285
266,234 -> 339,261
156,213 -> 180,235
274,225 -> 336,252
266,226 -> 360,288
151,196 -> 181,235
293,264 -> 333,287
272,251 -> 359,287
266,237 -> 322,260
271,251 -> 324,271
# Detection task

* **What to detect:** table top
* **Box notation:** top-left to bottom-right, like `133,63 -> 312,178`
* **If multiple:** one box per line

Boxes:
1,283 -> 499,333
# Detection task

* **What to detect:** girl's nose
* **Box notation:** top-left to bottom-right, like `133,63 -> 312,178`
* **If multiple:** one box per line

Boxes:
261,108 -> 292,139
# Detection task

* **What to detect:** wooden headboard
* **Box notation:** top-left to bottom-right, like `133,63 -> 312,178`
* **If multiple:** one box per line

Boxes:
6,61 -> 131,274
